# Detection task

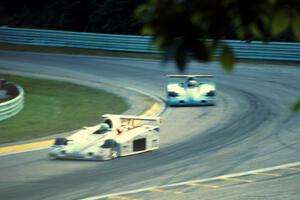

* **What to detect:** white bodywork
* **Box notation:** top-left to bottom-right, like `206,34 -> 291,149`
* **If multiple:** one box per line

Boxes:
166,74 -> 216,106
48,114 -> 161,160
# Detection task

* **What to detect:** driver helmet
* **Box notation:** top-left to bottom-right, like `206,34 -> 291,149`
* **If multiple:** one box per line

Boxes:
187,79 -> 198,87
100,123 -> 110,131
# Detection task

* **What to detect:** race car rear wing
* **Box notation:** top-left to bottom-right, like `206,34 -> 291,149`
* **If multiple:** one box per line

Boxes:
167,75 -> 213,78
102,114 -> 161,123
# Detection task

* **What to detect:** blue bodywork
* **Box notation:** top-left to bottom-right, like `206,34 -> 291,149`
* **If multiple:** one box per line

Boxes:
166,77 -> 216,106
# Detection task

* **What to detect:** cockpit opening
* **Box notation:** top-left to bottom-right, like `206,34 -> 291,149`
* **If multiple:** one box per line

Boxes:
187,79 -> 198,88
103,119 -> 113,128
93,123 -> 110,134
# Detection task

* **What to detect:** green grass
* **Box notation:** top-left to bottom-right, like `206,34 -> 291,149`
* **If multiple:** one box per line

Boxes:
0,74 -> 129,144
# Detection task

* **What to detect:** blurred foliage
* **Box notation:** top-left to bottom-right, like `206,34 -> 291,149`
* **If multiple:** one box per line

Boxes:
135,0 -> 300,72
136,0 -> 300,111
290,99 -> 300,111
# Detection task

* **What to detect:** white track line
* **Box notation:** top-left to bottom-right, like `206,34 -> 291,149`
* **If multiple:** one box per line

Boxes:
81,161 -> 300,200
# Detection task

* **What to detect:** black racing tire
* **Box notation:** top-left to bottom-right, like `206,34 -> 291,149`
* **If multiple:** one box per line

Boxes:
54,138 -> 68,145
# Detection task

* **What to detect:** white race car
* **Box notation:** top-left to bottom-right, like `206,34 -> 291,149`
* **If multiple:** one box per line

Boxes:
166,75 -> 216,106
48,114 -> 161,160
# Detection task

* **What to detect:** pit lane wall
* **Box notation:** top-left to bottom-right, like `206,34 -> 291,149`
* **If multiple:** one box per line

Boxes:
0,81 -> 24,121
1,27 -> 300,62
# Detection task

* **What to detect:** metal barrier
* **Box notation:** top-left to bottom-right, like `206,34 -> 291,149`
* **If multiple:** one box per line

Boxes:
0,27 -> 300,61
0,82 -> 24,121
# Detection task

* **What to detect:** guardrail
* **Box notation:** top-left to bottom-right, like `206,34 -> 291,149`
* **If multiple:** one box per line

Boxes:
0,82 -> 24,121
0,27 -> 300,61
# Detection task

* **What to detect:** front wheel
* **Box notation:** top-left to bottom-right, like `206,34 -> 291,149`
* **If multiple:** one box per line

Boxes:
54,138 -> 68,145
111,150 -> 119,159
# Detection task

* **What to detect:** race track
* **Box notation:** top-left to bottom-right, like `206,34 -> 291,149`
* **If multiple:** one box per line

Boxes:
0,51 -> 299,200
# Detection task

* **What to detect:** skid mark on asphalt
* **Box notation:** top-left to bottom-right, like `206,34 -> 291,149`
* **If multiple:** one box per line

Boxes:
81,161 -> 300,200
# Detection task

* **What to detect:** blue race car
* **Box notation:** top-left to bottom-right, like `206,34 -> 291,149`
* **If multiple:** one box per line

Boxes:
166,75 -> 216,106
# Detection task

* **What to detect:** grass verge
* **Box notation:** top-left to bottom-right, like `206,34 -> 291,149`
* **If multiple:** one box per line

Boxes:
0,74 -> 129,144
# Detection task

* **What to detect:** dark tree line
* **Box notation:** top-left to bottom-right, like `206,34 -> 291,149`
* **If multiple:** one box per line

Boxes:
0,0 -> 145,34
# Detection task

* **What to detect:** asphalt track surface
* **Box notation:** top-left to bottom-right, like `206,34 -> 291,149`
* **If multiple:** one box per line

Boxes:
0,51 -> 299,200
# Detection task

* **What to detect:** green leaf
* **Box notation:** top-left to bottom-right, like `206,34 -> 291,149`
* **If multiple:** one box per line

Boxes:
175,45 -> 187,72
259,14 -> 270,28
292,15 -> 300,41
191,13 -> 202,25
250,23 -> 263,39
154,36 -> 167,47
134,4 -> 149,17
190,40 -> 209,61
268,0 -> 277,5
236,27 -> 246,39
220,45 -> 235,72
272,9 -> 290,36
290,99 -> 300,112
141,26 -> 154,35
208,42 -> 218,60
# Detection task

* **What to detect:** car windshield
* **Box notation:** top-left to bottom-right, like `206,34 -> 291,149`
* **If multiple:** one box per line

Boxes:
93,123 -> 110,134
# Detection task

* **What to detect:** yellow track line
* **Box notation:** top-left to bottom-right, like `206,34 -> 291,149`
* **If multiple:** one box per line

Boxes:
220,177 -> 254,183
252,172 -> 281,177
185,182 -> 220,188
140,102 -> 161,117
149,188 -> 183,195
280,167 -> 300,171
81,161 -> 300,200
0,139 -> 54,155
108,195 -> 141,200
108,196 -> 128,200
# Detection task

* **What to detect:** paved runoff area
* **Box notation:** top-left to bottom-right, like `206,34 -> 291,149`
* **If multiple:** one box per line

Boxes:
81,161 -> 300,200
